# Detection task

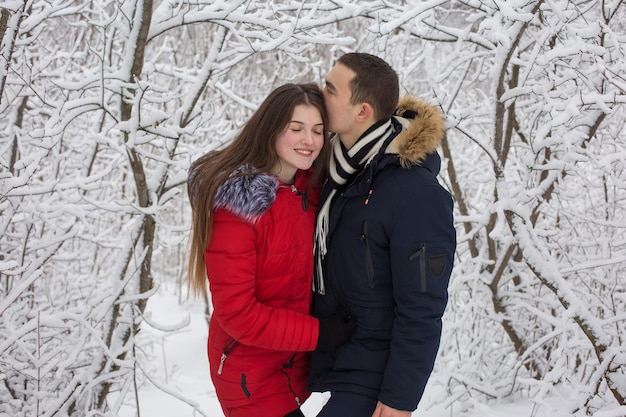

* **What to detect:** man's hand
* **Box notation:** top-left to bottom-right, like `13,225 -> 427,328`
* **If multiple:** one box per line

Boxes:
371,401 -> 412,417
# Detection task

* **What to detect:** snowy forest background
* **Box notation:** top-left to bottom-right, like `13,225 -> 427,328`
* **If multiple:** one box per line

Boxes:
1,0 -> 625,416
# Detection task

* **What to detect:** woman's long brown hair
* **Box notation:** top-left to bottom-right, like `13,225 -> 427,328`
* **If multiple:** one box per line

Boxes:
187,83 -> 330,297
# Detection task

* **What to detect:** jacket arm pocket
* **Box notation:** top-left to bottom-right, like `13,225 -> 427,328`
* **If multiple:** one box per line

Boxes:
409,242 -> 451,293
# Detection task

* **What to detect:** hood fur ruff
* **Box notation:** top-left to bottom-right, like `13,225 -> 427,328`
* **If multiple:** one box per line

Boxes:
213,166 -> 279,224
388,96 -> 446,168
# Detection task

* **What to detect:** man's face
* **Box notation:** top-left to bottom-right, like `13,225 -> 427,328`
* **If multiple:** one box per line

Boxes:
322,63 -> 359,139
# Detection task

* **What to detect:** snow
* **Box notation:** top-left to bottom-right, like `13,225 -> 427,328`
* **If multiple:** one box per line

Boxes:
2,1 -> 625,416
126,286 -> 573,417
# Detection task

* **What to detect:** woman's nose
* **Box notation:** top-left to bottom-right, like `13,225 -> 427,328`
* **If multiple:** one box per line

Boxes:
301,131 -> 313,145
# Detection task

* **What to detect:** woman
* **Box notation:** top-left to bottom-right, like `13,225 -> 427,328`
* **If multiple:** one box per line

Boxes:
187,83 -> 355,417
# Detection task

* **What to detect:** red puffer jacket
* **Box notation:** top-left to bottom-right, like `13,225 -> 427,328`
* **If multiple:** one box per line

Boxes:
205,167 -> 320,417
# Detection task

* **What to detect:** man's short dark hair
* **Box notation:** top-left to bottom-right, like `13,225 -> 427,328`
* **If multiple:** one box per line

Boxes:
338,53 -> 399,121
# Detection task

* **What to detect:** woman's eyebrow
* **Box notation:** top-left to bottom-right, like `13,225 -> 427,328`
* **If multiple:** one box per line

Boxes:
289,121 -> 324,126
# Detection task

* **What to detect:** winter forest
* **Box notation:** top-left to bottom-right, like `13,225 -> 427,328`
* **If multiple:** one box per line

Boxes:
1,0 -> 625,416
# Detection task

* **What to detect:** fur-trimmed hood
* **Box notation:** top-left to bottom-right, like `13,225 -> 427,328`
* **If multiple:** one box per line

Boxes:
388,96 -> 446,168
213,166 -> 279,223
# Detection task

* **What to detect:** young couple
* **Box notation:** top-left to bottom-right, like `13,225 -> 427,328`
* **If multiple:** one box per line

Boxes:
187,53 -> 456,417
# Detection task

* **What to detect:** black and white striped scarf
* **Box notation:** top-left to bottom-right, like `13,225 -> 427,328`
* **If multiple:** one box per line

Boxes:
314,118 -> 397,294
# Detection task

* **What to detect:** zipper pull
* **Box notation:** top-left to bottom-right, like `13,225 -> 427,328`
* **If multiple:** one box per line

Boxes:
300,191 -> 307,211
291,184 -> 307,211
217,353 -> 227,375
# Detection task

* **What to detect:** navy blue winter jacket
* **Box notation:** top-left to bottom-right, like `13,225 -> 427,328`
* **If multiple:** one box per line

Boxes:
308,96 -> 456,411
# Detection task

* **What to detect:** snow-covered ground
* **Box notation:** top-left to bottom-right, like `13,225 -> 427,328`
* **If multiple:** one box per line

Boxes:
123,285 -> 572,417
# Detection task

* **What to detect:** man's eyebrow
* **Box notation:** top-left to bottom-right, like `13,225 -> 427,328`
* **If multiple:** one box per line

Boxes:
325,80 -> 336,92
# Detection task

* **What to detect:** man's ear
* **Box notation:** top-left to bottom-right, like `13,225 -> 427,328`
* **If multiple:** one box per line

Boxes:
355,102 -> 374,123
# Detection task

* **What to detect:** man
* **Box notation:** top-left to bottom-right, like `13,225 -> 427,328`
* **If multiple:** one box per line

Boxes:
309,53 -> 456,417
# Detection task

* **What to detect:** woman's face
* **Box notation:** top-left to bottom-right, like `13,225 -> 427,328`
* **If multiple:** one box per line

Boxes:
272,104 -> 324,184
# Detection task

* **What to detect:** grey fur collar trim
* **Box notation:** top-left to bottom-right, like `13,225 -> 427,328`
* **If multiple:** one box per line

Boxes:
214,166 -> 279,223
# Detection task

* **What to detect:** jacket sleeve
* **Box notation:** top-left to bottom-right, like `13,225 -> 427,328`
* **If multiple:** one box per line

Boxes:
205,209 -> 319,352
378,175 -> 456,411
